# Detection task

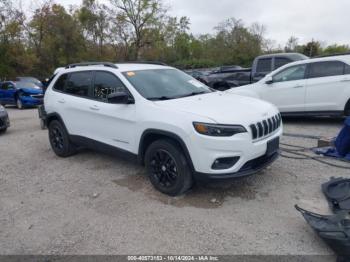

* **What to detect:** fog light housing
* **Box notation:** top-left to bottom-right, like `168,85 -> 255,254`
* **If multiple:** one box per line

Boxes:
211,157 -> 240,170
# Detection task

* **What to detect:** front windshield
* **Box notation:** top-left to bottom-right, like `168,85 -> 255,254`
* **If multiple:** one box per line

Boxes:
122,69 -> 212,100
16,82 -> 42,89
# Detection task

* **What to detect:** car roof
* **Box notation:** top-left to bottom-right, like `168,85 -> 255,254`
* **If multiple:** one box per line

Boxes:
257,52 -> 309,60
60,63 -> 172,74
270,54 -> 350,74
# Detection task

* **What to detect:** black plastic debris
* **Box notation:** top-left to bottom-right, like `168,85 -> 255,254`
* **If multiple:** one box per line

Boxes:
322,177 -> 350,213
295,205 -> 350,259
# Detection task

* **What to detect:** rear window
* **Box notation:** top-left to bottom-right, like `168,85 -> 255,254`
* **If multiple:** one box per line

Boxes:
345,64 -> 350,75
274,58 -> 292,70
53,74 -> 68,91
308,61 -> 345,78
256,58 -> 272,73
65,71 -> 92,97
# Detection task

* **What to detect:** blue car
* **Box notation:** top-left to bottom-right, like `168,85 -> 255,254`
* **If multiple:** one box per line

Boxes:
0,81 -> 44,109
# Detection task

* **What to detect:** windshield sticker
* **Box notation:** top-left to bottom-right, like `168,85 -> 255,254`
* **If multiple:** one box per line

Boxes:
127,72 -> 136,77
188,79 -> 204,88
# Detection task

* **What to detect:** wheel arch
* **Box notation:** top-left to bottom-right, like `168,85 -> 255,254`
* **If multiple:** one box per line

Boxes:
138,129 -> 195,172
46,112 -> 68,130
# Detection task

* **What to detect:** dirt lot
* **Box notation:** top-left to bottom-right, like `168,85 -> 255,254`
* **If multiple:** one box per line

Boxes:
0,107 -> 349,255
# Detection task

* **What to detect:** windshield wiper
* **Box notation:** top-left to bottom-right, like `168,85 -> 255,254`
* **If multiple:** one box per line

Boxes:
178,91 -> 208,98
148,96 -> 175,101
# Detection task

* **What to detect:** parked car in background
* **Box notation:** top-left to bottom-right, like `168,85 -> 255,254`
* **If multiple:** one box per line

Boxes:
184,70 -> 211,82
203,53 -> 308,91
228,54 -> 350,117
0,81 -> 44,109
41,62 -> 282,196
0,105 -> 10,133
15,77 -> 43,88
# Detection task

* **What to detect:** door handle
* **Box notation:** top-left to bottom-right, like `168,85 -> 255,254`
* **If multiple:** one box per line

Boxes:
89,105 -> 100,111
57,99 -> 65,104
293,85 -> 304,88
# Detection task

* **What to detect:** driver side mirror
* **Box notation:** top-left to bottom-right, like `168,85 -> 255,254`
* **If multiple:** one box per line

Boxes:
265,75 -> 273,85
107,91 -> 134,104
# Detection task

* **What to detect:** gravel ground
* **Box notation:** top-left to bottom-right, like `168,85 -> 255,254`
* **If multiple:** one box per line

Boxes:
0,107 -> 349,256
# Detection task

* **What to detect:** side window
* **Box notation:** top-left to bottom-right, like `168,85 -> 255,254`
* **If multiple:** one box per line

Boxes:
0,83 -> 7,90
53,74 -> 68,91
274,57 -> 292,70
93,71 -> 127,101
256,58 -> 272,73
272,64 -> 306,83
308,61 -> 345,79
65,71 -> 92,97
345,64 -> 350,75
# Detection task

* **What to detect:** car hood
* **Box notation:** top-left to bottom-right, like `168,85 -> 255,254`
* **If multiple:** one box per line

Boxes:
20,88 -> 43,94
153,92 -> 278,125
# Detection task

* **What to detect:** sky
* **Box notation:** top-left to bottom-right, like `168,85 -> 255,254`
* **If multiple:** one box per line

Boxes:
23,0 -> 350,47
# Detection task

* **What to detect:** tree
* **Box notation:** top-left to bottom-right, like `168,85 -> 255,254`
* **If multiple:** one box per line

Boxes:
285,36 -> 299,52
322,44 -> 350,56
301,40 -> 321,57
28,3 -> 86,77
76,0 -> 109,57
109,0 -> 165,60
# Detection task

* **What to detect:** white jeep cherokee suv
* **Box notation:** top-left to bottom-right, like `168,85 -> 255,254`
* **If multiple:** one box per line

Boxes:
42,62 -> 282,196
228,54 -> 350,117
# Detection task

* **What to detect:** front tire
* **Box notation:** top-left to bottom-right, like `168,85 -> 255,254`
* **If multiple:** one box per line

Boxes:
16,97 -> 23,109
145,139 -> 193,196
48,120 -> 76,157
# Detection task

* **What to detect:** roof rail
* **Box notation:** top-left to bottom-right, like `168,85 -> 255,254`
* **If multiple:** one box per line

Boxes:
314,52 -> 350,58
117,61 -> 167,66
65,62 -> 118,69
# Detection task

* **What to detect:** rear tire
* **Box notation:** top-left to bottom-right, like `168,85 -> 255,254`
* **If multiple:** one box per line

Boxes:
48,120 -> 76,157
145,139 -> 193,196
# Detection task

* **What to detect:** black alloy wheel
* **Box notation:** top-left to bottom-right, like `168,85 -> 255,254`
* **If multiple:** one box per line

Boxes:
48,120 -> 76,157
145,139 -> 193,196
150,149 -> 178,188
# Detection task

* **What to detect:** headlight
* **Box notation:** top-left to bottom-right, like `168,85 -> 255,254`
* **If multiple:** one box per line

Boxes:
193,122 -> 247,137
0,105 -> 5,112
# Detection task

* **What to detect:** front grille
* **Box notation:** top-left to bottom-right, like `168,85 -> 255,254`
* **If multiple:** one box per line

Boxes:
249,113 -> 282,140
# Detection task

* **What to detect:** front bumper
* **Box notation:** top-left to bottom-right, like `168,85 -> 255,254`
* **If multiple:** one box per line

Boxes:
20,95 -> 43,107
194,152 -> 279,181
187,126 -> 282,179
0,111 -> 10,130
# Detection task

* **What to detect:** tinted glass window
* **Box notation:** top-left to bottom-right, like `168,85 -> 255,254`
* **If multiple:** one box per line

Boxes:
273,64 -> 306,83
1,83 -> 14,90
53,74 -> 68,91
274,58 -> 292,70
256,58 -> 272,73
93,72 -> 126,101
123,69 -> 211,100
65,72 -> 92,97
345,64 -> 350,75
0,83 -> 7,90
308,61 -> 345,78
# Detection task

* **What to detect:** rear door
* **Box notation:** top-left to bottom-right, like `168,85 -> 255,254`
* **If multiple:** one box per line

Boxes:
261,64 -> 307,112
57,71 -> 94,138
305,61 -> 346,112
